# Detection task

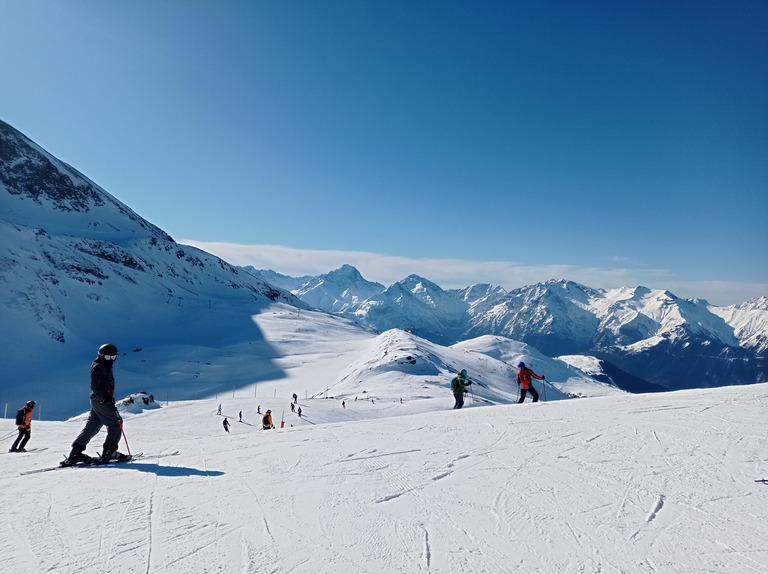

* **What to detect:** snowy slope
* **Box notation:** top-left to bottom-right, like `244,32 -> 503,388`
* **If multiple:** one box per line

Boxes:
2,382 -> 767,573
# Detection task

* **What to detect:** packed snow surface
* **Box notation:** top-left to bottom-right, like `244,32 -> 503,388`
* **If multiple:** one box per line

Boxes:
2,381 -> 767,573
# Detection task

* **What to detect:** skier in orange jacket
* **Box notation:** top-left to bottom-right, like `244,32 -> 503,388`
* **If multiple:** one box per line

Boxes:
9,401 -> 36,452
516,362 -> 545,403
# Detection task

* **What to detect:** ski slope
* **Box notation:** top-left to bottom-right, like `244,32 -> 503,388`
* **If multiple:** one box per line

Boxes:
2,383 -> 767,573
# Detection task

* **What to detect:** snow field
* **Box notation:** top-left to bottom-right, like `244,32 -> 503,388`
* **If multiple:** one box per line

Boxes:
2,384 -> 767,573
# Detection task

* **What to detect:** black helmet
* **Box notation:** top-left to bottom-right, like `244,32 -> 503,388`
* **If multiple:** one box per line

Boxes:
518,362 -> 526,368
26,400 -> 36,408
98,343 -> 118,359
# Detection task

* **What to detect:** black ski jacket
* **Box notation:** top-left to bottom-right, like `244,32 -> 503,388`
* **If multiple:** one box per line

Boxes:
90,357 -> 115,403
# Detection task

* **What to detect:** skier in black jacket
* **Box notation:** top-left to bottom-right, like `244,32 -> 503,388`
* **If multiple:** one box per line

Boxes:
63,344 -> 129,466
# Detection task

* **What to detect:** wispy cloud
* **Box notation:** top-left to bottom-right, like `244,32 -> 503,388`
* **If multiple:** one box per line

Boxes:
180,240 -> 766,306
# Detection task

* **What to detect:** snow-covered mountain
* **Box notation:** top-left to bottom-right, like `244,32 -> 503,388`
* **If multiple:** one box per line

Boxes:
0,120 -> 304,417
243,268 -> 768,391
1,121 -> 619,420
2,118 -> 763,422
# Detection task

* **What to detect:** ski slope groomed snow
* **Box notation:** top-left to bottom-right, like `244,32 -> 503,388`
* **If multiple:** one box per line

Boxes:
2,383 -> 767,573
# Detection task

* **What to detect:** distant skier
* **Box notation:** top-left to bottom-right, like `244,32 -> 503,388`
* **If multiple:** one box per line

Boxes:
290,402 -> 295,413
342,401 -> 345,409
450,369 -> 472,409
239,411 -> 242,422
262,410 -> 274,430
217,404 -> 222,415
63,344 -> 129,466
297,407 -> 302,418
9,400 -> 36,452
293,393 -> 298,403
257,405 -> 261,414
223,418 -> 230,433
516,362 -> 545,403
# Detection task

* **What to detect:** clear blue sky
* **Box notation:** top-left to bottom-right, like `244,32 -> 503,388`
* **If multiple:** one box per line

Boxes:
1,1 -> 766,305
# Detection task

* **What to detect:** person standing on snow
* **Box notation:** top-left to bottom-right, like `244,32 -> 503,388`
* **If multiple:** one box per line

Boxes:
262,410 -> 274,430
9,400 -> 36,452
223,418 -> 230,433
450,370 -> 472,409
516,362 -> 545,403
63,344 -> 129,466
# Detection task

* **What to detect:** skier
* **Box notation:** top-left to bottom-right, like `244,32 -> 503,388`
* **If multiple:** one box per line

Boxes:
290,402 -> 295,412
257,405 -> 261,414
223,418 -> 230,433
239,411 -> 242,422
217,404 -> 222,415
516,362 -> 545,403
262,409 -> 274,430
342,400 -> 345,409
297,407 -> 302,418
450,369 -> 472,409
9,400 -> 36,452
292,393 -> 298,403
63,344 -> 129,466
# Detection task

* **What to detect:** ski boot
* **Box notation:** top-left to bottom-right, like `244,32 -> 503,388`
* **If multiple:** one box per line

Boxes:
61,447 -> 94,467
100,450 -> 130,463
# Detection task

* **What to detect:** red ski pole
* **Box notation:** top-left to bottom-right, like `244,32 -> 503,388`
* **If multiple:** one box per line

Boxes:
119,419 -> 133,459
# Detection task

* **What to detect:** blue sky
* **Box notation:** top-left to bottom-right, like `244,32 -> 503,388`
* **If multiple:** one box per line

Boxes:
1,1 -> 766,305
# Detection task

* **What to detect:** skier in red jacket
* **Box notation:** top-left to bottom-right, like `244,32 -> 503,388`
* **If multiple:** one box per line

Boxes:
516,362 -> 545,403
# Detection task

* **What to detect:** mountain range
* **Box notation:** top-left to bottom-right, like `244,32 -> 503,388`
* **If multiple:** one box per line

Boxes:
1,119 -> 765,420
241,265 -> 768,392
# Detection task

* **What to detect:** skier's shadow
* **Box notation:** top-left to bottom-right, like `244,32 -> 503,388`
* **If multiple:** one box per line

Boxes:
127,462 -> 224,477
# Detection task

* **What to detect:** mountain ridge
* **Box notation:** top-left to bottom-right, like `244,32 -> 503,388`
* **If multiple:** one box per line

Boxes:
243,266 -> 768,391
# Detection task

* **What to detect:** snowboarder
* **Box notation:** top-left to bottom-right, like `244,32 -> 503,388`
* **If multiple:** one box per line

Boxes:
63,344 -> 129,466
9,400 -> 36,452
450,369 -> 472,409
223,418 -> 230,433
262,410 -> 274,430
517,362 -> 545,403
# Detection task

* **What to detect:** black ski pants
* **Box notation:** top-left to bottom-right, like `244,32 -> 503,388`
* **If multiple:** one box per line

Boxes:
518,387 -> 539,403
11,428 -> 31,451
72,398 -> 123,452
453,393 -> 465,409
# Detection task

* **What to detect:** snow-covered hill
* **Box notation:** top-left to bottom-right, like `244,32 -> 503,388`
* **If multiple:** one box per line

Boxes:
2,380 -> 767,573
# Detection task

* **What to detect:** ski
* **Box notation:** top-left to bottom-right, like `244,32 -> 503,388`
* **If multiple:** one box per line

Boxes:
20,450 -> 179,475
756,479 -> 768,484
4,447 -> 49,454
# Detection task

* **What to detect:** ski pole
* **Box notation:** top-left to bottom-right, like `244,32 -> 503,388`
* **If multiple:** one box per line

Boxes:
118,420 -> 132,459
